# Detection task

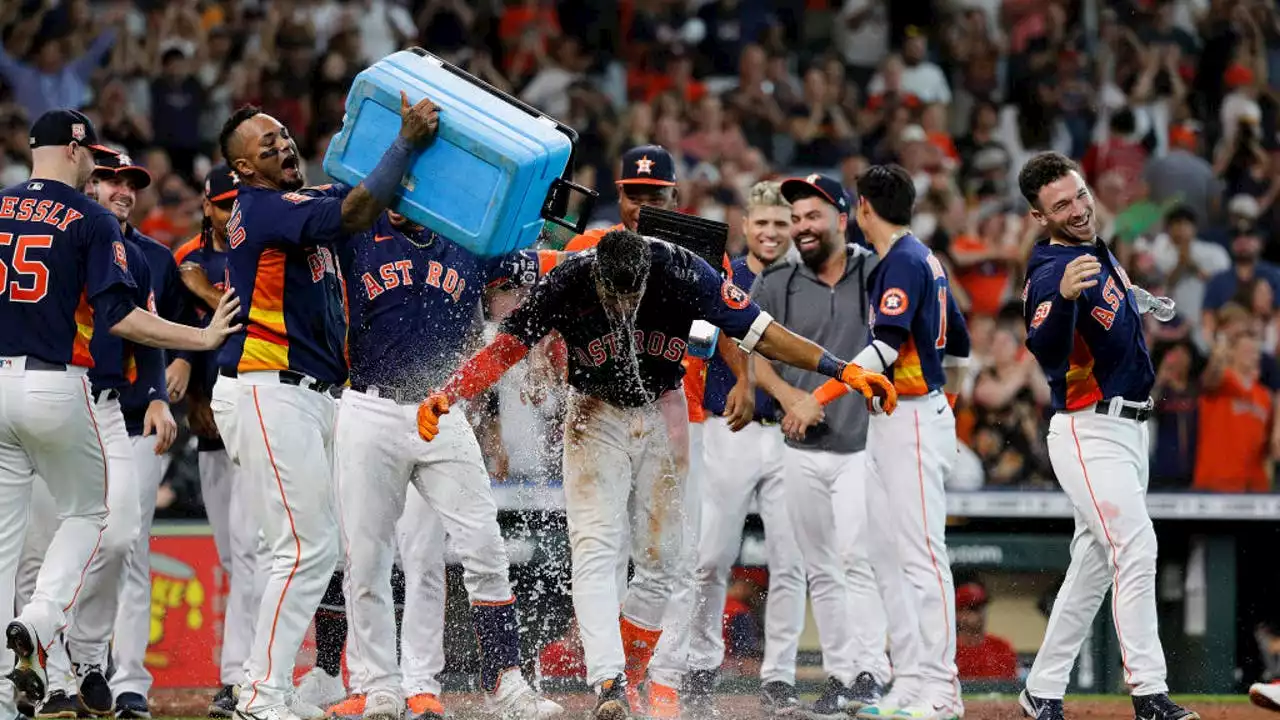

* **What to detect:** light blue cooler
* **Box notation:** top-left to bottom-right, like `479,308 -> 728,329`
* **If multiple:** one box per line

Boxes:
323,48 -> 596,257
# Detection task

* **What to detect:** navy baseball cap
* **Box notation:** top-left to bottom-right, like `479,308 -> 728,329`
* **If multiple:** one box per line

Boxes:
29,109 -> 114,153
781,173 -> 851,214
618,144 -> 677,187
204,164 -> 239,204
92,148 -> 152,190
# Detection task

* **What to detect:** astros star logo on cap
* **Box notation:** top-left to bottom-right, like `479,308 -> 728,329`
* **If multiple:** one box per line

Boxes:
807,173 -> 821,184
636,156 -> 654,175
71,123 -> 86,141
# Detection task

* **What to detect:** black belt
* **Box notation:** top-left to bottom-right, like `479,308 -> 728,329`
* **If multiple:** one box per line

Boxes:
92,388 -> 120,404
1094,400 -> 1152,423
348,384 -> 428,405
25,357 -> 68,371
220,367 -> 343,399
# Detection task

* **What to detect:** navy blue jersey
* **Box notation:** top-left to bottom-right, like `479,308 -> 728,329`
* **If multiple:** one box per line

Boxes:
174,234 -> 229,397
338,215 -> 551,391
1023,237 -> 1154,411
867,234 -> 963,395
0,179 -> 135,364
85,230 -> 155,394
217,184 -> 351,384
121,228 -> 193,435
702,256 -> 780,421
500,240 -> 765,408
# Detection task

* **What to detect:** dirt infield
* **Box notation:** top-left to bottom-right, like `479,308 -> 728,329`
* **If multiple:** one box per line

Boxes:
147,688 -> 1275,719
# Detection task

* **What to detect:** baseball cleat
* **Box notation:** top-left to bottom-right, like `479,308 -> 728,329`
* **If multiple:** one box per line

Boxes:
486,680 -> 564,719
846,673 -> 886,713
19,691 -> 37,719
287,691 -> 327,720
209,686 -> 238,718
404,693 -> 444,720
114,692 -> 151,719
593,675 -> 630,720
359,690 -> 402,720
75,664 -> 113,716
234,706 -> 307,720
296,669 -> 347,711
645,682 -> 679,719
760,681 -> 801,717
1132,693 -> 1198,720
7,620 -> 48,703
35,691 -> 78,719
1018,690 -> 1063,720
807,677 -> 853,719
326,695 -> 366,719
1251,682 -> 1280,713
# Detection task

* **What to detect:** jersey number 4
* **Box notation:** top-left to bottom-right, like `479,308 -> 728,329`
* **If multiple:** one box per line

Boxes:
0,233 -> 51,303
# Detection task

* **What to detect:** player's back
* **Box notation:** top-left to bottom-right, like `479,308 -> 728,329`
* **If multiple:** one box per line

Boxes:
870,234 -> 951,396
0,179 -> 126,365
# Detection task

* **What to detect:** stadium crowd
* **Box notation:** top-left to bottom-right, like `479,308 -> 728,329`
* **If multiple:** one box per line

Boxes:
1,0 -> 1279,499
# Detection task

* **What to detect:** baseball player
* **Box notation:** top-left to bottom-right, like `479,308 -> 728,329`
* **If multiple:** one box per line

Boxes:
212,94 -> 438,720
1,109 -> 240,715
682,181 -> 808,720
415,229 -> 897,720
808,165 -> 972,720
173,165 -> 267,719
333,209 -> 564,720
748,174 -> 890,718
1014,153 -> 1196,720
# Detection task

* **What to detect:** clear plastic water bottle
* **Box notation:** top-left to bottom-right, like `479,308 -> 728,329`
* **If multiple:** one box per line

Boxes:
1133,286 -> 1177,322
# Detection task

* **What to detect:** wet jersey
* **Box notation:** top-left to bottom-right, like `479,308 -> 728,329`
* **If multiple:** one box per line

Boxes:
217,183 -> 351,384
338,216 -> 554,391
500,241 -> 766,408
867,234 -> 966,396
0,179 -> 135,364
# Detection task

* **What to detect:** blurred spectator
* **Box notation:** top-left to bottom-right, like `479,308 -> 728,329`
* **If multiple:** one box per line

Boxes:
1194,316 -> 1274,493
0,5 -> 120,119
834,0 -> 890,91
785,65 -> 856,171
970,316 -> 1053,487
949,205 -> 1022,317
1202,226 -> 1280,340
1150,339 -> 1200,490
1082,109 -> 1149,188
867,26 -> 951,105
150,48 -> 204,181
954,578 -> 1018,681
1134,204 -> 1231,349
1144,123 -> 1222,227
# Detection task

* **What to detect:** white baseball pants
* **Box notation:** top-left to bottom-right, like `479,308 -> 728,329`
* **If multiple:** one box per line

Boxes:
335,388 -> 510,697
108,433 -> 168,700
16,477 -> 75,697
648,421 -> 704,689
0,363 -> 109,715
395,489 -> 446,698
783,447 -> 889,686
1027,409 -> 1167,698
64,395 -> 140,671
865,393 -> 960,710
234,373 -> 341,713
688,417 -> 805,685
563,389 -> 689,688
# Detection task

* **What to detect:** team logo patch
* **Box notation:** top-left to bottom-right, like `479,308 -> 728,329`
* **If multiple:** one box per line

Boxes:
71,123 -> 86,141
281,192 -> 311,204
113,241 -> 128,271
118,153 -> 132,166
1031,300 -> 1052,329
721,281 -> 750,310
146,290 -> 157,314
879,288 -> 908,316
635,155 -> 654,174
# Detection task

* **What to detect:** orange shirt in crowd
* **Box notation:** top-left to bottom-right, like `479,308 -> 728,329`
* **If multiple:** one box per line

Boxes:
928,131 -> 960,162
949,233 -> 1011,317
956,634 -> 1018,681
1194,368 -> 1272,493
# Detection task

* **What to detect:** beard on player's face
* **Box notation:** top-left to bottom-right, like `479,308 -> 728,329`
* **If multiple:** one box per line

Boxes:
796,224 -> 838,269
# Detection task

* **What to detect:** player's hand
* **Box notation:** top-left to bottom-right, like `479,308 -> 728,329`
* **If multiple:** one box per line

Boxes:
166,359 -> 192,403
724,379 -> 756,432
143,400 -> 178,454
841,363 -> 898,415
399,91 -> 440,146
781,393 -> 823,441
417,392 -> 451,441
201,289 -> 243,350
1059,255 -> 1101,300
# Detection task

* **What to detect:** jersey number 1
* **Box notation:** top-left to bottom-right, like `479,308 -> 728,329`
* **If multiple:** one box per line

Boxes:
0,233 -> 52,303
935,287 -> 947,349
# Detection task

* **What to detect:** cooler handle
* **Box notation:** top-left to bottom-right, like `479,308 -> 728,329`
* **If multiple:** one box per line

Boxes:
407,47 -> 597,234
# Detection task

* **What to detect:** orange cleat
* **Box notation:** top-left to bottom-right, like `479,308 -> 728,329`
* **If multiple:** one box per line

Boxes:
325,694 -> 366,718
405,693 -> 445,720
646,682 -> 680,719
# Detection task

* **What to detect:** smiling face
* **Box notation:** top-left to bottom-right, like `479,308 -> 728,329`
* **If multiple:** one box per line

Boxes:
1030,169 -> 1096,244
790,196 -> 845,268
92,175 -> 138,223
744,205 -> 791,265
617,184 -> 676,232
229,113 -> 304,191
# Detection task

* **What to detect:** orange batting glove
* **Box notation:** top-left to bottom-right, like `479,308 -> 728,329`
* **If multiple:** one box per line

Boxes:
416,393 -> 451,441
840,364 -> 898,415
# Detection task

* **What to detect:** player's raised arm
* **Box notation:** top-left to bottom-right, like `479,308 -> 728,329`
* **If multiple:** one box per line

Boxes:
1024,259 -> 1086,367
338,91 -> 440,233
103,287 -> 242,351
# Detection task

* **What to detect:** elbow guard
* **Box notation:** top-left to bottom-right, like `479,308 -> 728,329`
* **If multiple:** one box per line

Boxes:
851,340 -> 899,375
